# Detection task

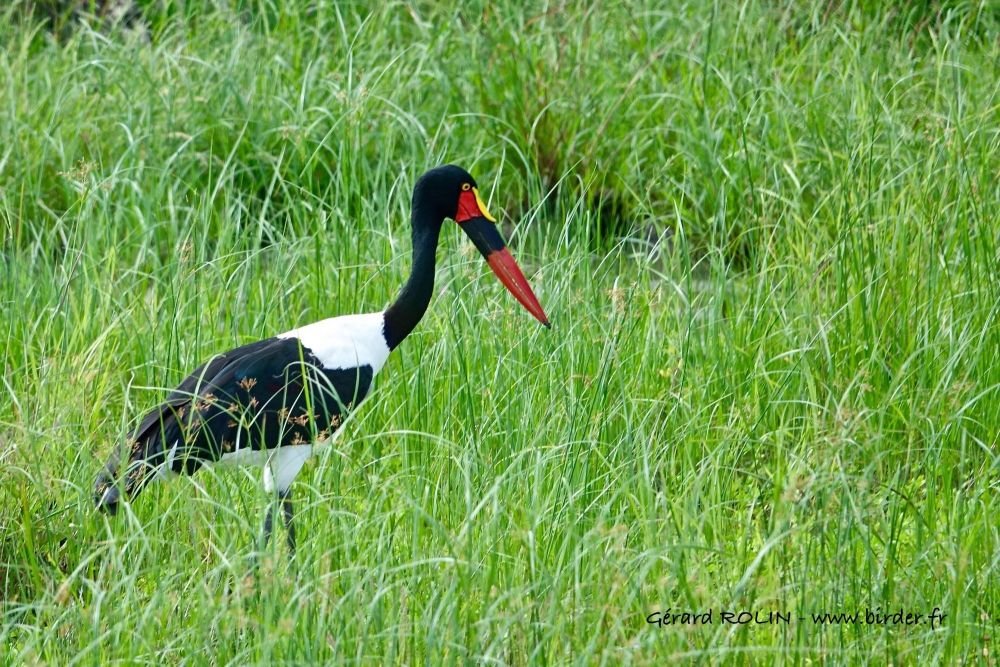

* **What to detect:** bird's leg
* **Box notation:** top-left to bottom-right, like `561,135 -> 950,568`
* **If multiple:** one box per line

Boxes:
245,501 -> 277,571
279,489 -> 296,555
259,503 -> 277,552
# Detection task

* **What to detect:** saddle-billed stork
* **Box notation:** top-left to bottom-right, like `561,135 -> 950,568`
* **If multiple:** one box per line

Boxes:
94,165 -> 549,554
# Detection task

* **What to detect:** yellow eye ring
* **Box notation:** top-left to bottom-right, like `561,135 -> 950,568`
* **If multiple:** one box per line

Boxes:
461,183 -> 471,191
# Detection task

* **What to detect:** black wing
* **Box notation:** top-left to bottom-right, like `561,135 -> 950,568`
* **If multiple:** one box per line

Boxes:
127,337 -> 280,444
107,337 -> 373,493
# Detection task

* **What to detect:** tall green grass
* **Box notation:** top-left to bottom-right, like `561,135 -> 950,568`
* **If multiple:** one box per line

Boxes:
1,0 -> 997,663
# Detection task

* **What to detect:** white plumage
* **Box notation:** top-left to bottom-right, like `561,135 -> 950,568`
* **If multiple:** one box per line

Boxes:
277,312 -> 391,374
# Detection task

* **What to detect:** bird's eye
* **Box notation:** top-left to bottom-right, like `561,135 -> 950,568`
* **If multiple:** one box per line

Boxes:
461,183 -> 472,191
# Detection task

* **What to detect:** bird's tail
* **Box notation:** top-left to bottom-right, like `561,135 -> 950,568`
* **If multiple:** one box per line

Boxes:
94,463 -> 123,515
95,405 -> 184,514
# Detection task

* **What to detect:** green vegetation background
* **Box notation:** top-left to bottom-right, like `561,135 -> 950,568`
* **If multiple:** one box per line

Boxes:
1,0 -> 997,663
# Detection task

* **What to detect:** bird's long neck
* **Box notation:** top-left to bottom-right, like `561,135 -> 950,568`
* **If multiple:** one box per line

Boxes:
383,212 -> 442,350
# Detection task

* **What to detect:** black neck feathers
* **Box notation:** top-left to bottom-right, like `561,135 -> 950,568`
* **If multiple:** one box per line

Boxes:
382,207 -> 443,350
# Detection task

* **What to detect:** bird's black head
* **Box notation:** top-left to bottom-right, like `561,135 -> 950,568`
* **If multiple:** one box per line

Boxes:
411,164 -> 550,327
411,164 -> 482,222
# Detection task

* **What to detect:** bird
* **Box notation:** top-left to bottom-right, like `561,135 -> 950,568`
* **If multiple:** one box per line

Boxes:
94,164 -> 550,555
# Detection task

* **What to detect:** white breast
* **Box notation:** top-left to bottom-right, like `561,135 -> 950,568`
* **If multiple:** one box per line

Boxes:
277,311 -> 391,374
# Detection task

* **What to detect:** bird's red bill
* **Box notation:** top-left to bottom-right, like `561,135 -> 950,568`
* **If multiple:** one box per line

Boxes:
486,249 -> 550,327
